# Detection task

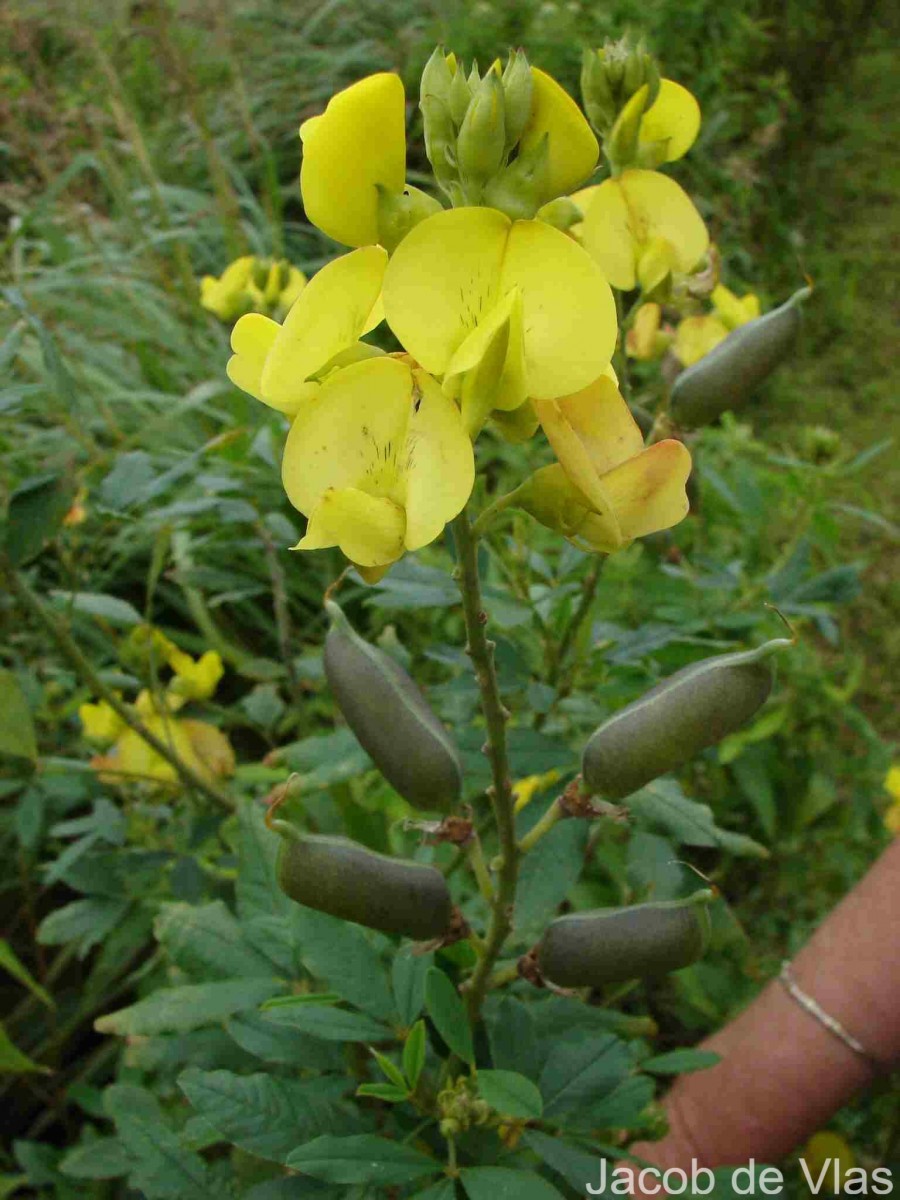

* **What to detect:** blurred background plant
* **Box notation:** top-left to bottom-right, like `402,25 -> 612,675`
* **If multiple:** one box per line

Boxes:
1,0 -> 898,1195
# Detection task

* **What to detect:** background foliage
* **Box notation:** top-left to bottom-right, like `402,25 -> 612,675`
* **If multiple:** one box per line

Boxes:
1,0 -> 898,1194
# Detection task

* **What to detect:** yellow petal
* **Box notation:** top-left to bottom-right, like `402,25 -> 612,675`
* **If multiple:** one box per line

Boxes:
300,72 -> 406,247
383,207 -> 511,376
886,765 -> 900,802
535,396 -> 613,516
500,219 -> 616,398
226,313 -> 280,403
282,356 -> 412,517
79,700 -> 125,745
674,314 -> 729,366
639,79 -> 701,162
580,179 -> 637,290
636,235 -> 679,294
554,375 -> 645,475
446,289 -> 527,434
516,463 -> 594,537
182,719 -> 235,779
113,714 -> 196,784
519,67 -> 599,201
279,266 -> 308,310
403,369 -> 475,550
619,169 -> 709,276
712,284 -> 759,329
627,303 -> 662,359
491,397 -> 540,443
261,246 -> 388,412
168,649 -> 224,701
600,439 -> 692,541
298,487 -> 406,567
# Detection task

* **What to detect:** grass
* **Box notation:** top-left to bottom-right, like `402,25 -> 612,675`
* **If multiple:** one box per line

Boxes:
755,37 -> 900,731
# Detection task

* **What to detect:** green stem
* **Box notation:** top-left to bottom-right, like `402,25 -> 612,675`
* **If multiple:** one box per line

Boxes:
471,486 -> 525,540
451,510 -> 518,1023
4,567 -> 232,810
550,558 -> 602,686
467,835 -> 495,903
517,797 -> 565,854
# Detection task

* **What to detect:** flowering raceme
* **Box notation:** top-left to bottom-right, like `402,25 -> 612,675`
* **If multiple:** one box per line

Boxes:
223,44 -> 700,579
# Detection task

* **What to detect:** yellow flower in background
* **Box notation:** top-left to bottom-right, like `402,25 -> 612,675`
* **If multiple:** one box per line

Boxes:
382,207 -> 617,405
167,649 -> 224,702
884,765 -> 900,834
674,313 -> 729,366
227,246 -> 387,416
300,72 -> 407,247
513,770 -> 562,813
578,168 -> 709,293
711,283 -> 761,330
626,302 -> 672,360
79,700 -> 125,745
91,714 -> 234,787
201,256 -> 307,323
523,373 -> 692,552
283,357 -> 474,578
802,1132 -> 856,1193
608,78 -> 701,170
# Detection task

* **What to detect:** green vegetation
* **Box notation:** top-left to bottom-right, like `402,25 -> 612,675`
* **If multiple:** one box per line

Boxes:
0,1 -> 896,1195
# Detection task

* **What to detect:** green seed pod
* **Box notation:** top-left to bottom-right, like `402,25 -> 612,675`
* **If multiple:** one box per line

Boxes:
273,824 -> 453,940
538,891 -> 713,988
324,600 -> 462,812
582,637 -> 791,800
671,287 -> 812,429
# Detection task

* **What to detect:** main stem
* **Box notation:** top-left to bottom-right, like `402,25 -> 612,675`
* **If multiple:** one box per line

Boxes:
451,509 -> 518,1022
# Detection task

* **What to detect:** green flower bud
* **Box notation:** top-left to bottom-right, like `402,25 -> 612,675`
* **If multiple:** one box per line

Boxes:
377,184 -> 443,254
535,196 -> 582,232
671,287 -> 812,428
449,65 -> 474,126
501,49 -> 534,151
420,93 -> 458,192
538,891 -> 714,988
480,131 -> 549,220
272,822 -> 453,941
324,600 -> 463,812
420,46 -> 455,107
582,636 -> 792,800
582,37 -> 661,137
456,72 -> 507,193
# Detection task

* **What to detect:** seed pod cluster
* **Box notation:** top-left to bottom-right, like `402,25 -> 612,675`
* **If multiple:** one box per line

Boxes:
582,637 -> 791,800
671,287 -> 812,429
273,823 -> 453,941
538,891 -> 713,988
324,601 -> 462,813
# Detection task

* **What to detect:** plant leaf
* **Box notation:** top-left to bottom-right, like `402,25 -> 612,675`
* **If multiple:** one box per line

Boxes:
476,1070 -> 543,1120
286,1135 -> 439,1186
424,968 -> 473,1065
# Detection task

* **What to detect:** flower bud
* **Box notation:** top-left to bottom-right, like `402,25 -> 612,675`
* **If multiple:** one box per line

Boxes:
324,599 -> 463,811
538,891 -> 714,987
481,131 -> 549,220
420,46 -> 455,107
581,37 -> 660,138
271,821 -> 453,941
671,287 -> 812,428
501,49 -> 534,150
420,94 -> 458,192
377,184 -> 443,254
456,72 -> 507,193
449,64 -> 474,126
582,636 -> 792,800
535,196 -> 582,232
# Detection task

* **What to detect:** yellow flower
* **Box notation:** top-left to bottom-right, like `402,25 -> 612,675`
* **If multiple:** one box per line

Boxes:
283,356 -> 474,577
626,302 -> 672,360
802,1132 -> 856,1193
673,313 -> 729,366
166,649 -> 224,702
227,246 -> 387,416
609,79 -> 701,170
579,168 -> 709,293
524,373 -> 692,552
886,765 -> 900,801
518,67 -> 600,204
513,770 -> 561,813
79,700 -> 125,745
382,207 -> 617,406
300,73 -> 407,247
711,283 -> 760,330
201,257 -> 307,323
92,714 -> 234,787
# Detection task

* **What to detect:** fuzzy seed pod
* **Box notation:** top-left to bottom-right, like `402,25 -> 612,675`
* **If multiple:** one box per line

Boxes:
538,892 -> 713,987
273,825 -> 453,941
324,601 -> 462,812
582,637 -> 791,800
